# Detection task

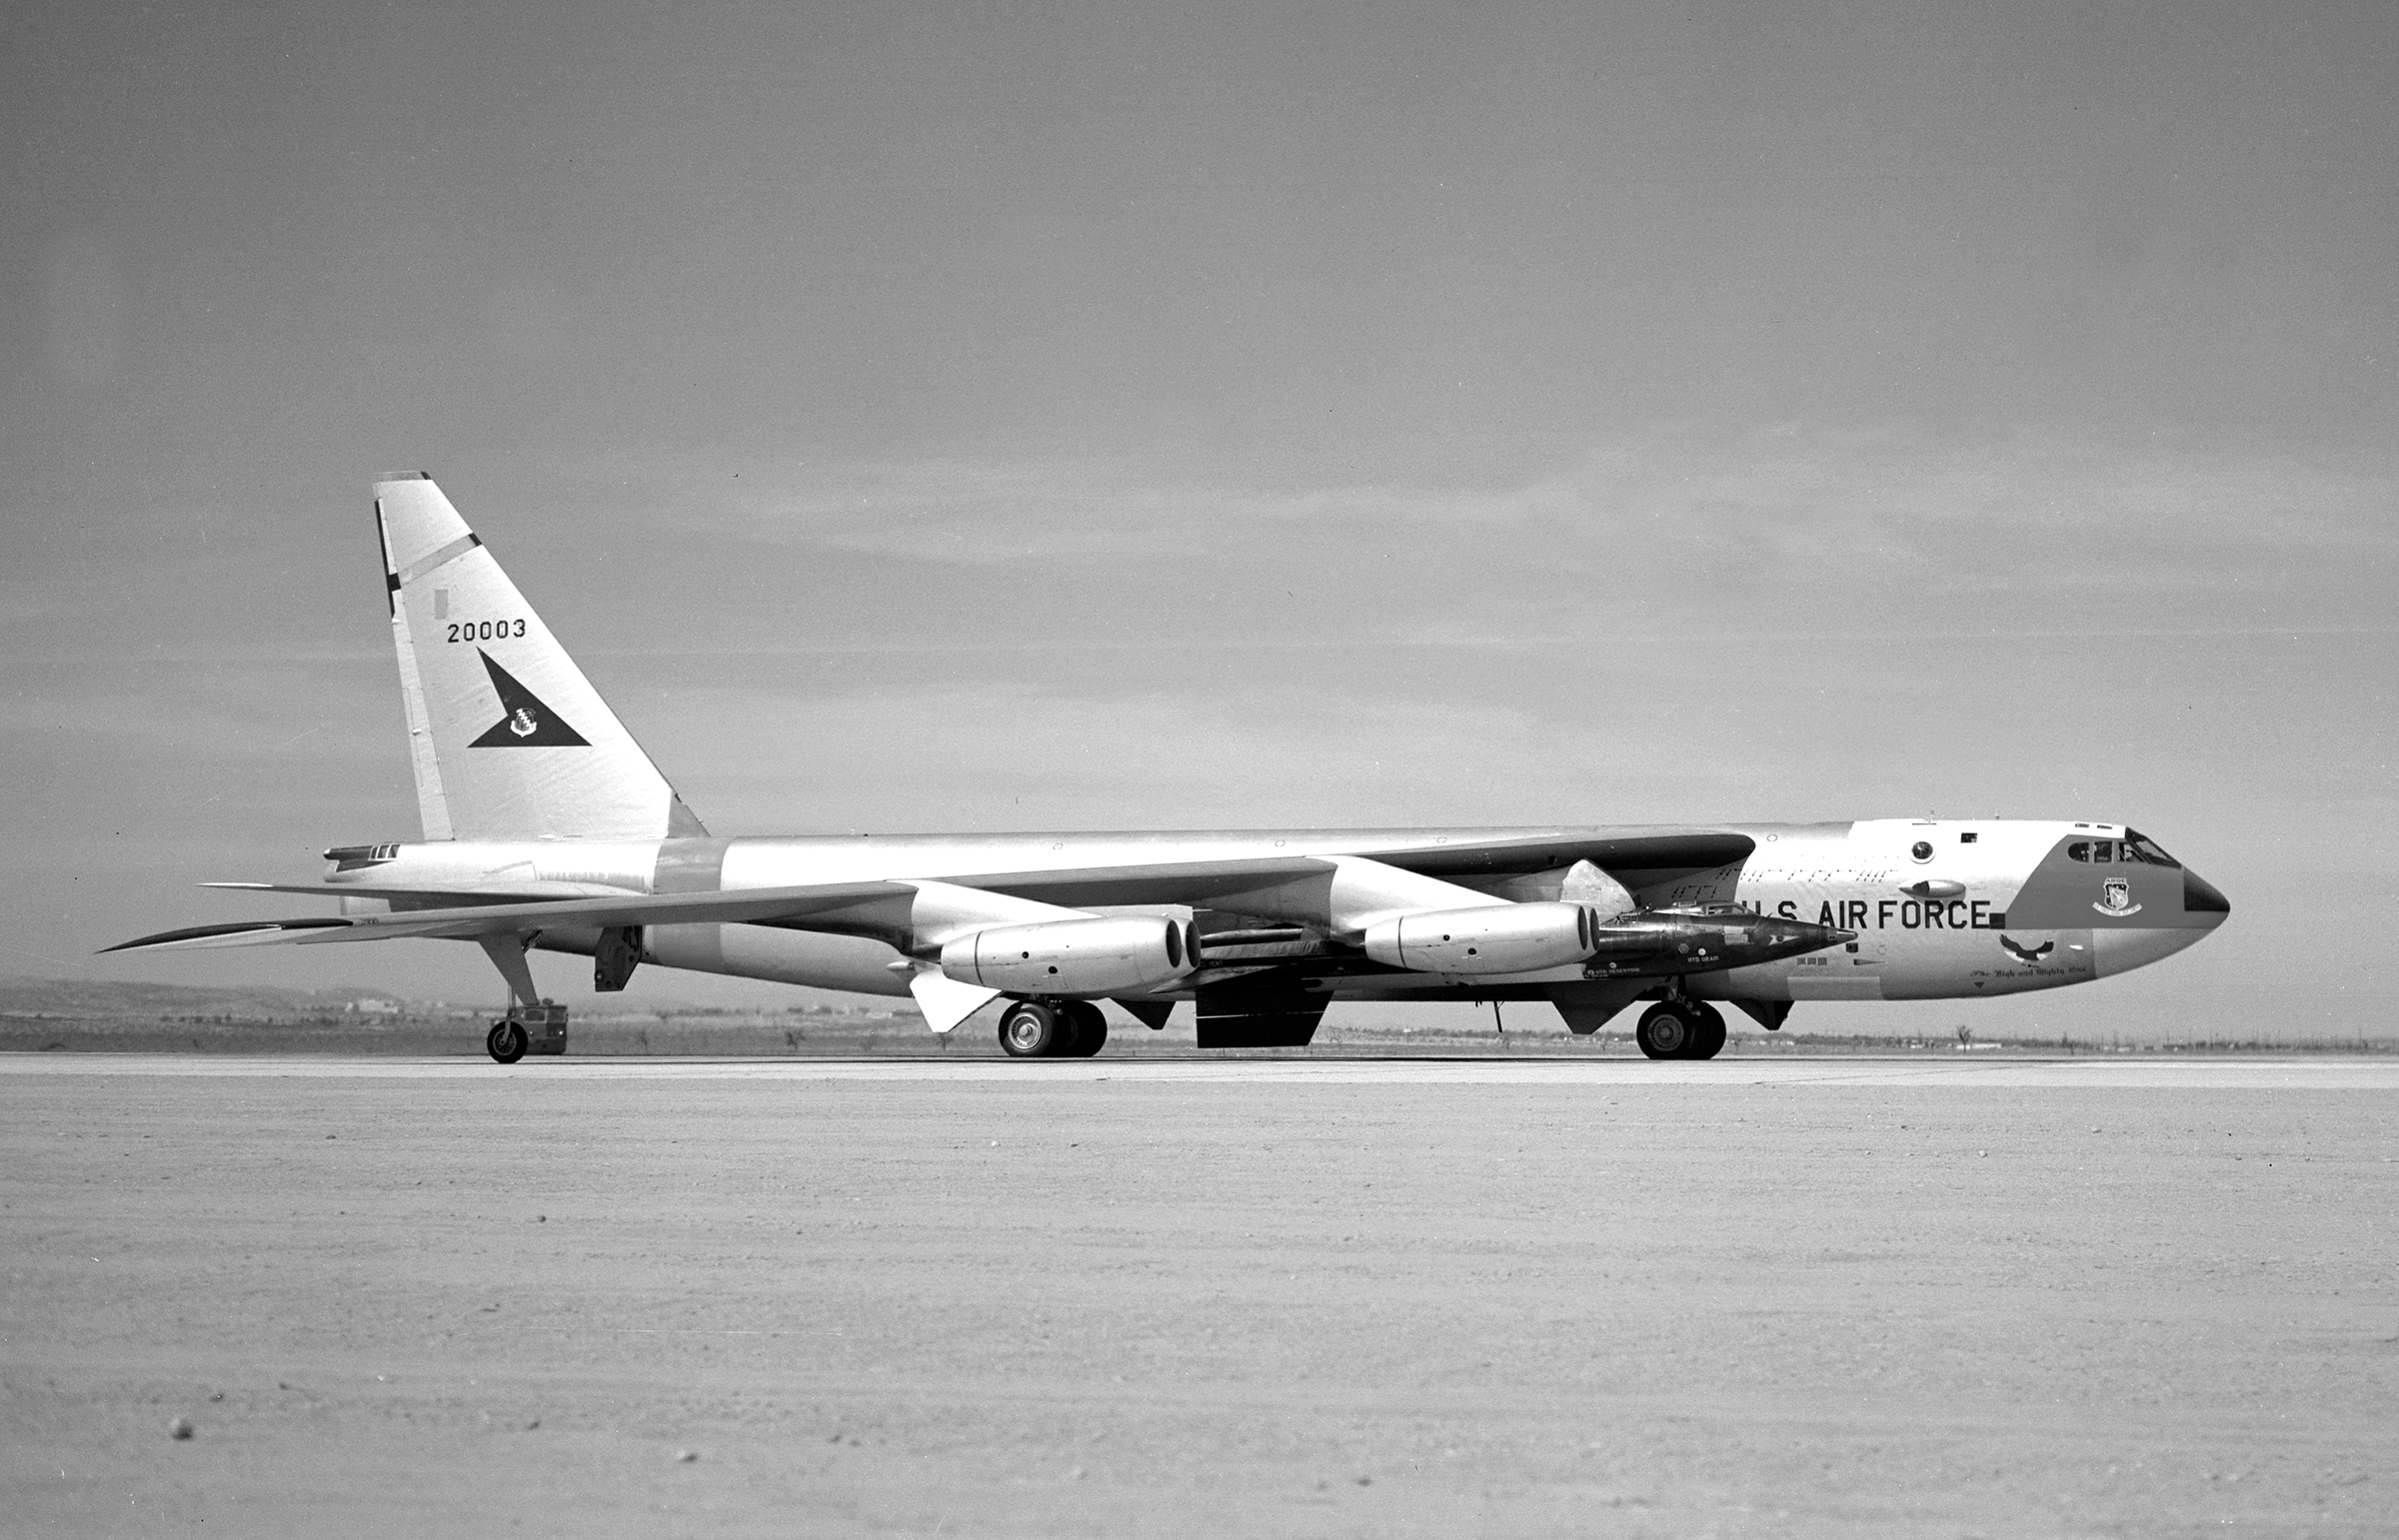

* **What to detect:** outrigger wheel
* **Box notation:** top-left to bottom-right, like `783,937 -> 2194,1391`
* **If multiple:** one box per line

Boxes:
486,1021 -> 529,1064
1634,1001 -> 1727,1061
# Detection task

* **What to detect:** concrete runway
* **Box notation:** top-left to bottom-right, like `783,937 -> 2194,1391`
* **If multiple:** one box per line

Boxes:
9,1053 -> 2397,1085
5,1055 -> 2395,1537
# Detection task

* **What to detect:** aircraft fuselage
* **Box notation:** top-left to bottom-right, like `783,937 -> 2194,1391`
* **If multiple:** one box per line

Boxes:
320,815 -> 2226,1008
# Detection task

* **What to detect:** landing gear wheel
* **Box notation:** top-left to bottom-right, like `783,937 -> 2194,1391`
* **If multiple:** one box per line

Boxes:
999,1000 -> 1065,1058
1061,1001 -> 1108,1058
486,1021 -> 528,1064
1634,1003 -> 1692,1059
1689,1003 -> 1727,1060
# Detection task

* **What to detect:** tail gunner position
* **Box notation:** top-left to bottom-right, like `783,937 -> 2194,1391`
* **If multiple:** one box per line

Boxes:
110,476 -> 2230,1061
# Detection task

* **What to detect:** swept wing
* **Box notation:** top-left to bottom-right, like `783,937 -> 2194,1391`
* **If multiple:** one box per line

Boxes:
104,880 -> 917,950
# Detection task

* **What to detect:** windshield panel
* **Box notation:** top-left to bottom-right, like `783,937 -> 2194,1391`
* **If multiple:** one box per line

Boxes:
2120,829 -> 2181,867
2067,832 -> 2182,867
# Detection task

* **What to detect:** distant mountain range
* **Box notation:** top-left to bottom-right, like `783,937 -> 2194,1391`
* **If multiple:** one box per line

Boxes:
0,975 -> 431,1021
0,975 -> 881,1024
0,974 -> 925,1057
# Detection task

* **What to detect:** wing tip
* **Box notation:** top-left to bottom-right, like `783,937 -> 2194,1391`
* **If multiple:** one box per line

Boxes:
102,918 -> 352,952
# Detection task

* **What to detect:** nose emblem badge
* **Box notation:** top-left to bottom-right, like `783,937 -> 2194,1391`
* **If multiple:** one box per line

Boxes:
2093,877 -> 2141,916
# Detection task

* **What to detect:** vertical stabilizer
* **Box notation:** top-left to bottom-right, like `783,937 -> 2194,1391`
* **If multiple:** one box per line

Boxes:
372,474 -> 707,842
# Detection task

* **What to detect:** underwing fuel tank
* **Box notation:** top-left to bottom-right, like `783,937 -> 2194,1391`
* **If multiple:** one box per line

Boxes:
1580,906 -> 1854,978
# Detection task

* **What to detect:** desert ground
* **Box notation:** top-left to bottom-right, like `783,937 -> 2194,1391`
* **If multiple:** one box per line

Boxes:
3,1055 -> 2394,1538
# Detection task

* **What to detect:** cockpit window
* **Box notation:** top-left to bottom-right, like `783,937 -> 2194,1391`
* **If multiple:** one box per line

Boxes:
2119,829 -> 2180,867
2066,833 -> 2180,867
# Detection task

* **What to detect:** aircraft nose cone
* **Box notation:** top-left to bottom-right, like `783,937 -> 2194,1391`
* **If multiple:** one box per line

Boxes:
2183,867 -> 2230,922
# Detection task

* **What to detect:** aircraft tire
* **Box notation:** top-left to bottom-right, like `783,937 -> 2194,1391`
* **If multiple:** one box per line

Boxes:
1634,1003 -> 1692,1060
1689,1003 -> 1727,1060
999,1000 -> 1065,1058
1061,1001 -> 1108,1057
486,1022 -> 528,1064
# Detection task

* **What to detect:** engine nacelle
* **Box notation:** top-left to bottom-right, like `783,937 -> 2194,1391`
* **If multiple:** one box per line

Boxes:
941,915 -> 1198,998
1362,901 -> 1593,975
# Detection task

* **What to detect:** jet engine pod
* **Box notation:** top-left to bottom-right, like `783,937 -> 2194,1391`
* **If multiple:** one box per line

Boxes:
941,915 -> 1199,998
1363,901 -> 1593,975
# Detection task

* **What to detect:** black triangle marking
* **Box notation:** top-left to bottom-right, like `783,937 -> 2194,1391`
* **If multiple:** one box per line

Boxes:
468,651 -> 591,748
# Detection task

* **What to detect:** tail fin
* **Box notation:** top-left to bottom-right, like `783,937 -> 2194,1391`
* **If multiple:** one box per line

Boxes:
372,474 -> 707,842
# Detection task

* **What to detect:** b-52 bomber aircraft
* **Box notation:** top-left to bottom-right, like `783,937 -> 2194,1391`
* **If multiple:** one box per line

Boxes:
110,475 -> 2231,1062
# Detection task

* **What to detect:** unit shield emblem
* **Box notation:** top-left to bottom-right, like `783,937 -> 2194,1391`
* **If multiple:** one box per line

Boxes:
2093,876 -> 2141,917
467,651 -> 590,749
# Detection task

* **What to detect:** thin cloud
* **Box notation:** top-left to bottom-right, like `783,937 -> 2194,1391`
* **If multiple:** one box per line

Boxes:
546,427 -> 2396,642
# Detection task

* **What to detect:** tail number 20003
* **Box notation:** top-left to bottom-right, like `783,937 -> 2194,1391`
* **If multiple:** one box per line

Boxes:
447,620 -> 525,643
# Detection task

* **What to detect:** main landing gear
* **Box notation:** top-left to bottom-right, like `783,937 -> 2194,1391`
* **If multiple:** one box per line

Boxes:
998,999 -> 1109,1059
1635,1000 -> 1726,1060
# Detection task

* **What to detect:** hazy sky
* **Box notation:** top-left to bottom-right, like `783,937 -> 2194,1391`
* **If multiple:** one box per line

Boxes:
5,2 -> 2393,1035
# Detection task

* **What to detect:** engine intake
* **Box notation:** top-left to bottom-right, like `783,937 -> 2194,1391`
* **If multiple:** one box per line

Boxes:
941,915 -> 1199,998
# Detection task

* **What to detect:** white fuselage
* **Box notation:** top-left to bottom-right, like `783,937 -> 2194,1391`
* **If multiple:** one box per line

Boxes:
326,816 -> 2221,1006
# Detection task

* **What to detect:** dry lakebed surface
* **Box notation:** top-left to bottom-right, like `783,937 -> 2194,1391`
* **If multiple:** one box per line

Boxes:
3,1054 -> 2395,1537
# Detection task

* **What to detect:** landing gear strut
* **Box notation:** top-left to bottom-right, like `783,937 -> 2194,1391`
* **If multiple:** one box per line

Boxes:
998,999 -> 1109,1058
1635,1000 -> 1726,1060
477,934 -> 567,1063
485,1000 -> 569,1063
